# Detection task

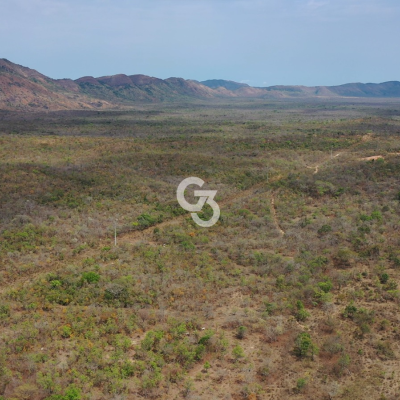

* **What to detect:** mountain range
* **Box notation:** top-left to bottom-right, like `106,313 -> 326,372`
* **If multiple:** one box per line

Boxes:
1,58 -> 400,111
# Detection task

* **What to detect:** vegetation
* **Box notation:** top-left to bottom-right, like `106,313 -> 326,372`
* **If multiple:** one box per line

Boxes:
0,99 -> 400,399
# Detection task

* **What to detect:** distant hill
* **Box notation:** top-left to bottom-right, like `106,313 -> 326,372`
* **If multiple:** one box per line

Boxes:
201,79 -> 249,91
75,74 -> 227,104
327,81 -> 400,97
1,58 -> 400,111
0,59 -> 109,111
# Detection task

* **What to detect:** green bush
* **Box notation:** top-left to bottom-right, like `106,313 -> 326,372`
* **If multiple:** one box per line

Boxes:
293,332 -> 318,359
141,330 -> 164,351
295,301 -> 310,322
0,305 -> 10,318
50,280 -> 62,288
81,271 -> 100,284
136,213 -> 161,229
263,302 -> 276,316
379,273 -> 389,284
232,345 -> 245,360
236,326 -> 247,339
317,280 -> 333,293
198,331 -> 214,345
61,325 -> 72,338
333,248 -> 355,268
317,225 -> 332,236
64,385 -> 81,400
343,303 -> 357,318
296,377 -> 308,392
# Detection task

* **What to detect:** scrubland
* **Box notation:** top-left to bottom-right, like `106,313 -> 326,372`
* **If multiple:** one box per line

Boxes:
1,98 -> 400,399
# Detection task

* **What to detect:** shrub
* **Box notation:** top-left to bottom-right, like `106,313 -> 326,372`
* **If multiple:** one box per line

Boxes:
293,332 -> 318,359
318,225 -> 332,236
198,331 -> 214,346
195,344 -> 206,360
61,325 -> 72,338
232,345 -> 245,361
308,256 -> 329,272
379,319 -> 390,331
343,304 -> 357,319
136,213 -> 160,229
258,362 -> 270,377
120,361 -> 135,378
182,379 -> 194,398
333,248 -> 355,268
370,210 -> 382,221
335,353 -> 351,376
141,330 -> 164,351
313,288 -> 333,305
295,301 -> 310,322
64,385 -> 81,400
379,273 -> 389,284
295,378 -> 308,392
81,271 -> 100,284
322,336 -> 343,355
0,305 -> 10,318
104,283 -> 128,302
50,280 -> 62,288
376,341 -> 395,359
385,279 -> 398,290
353,308 -> 375,327
236,326 -> 247,339
276,275 -> 285,289
392,256 -> 400,268
317,280 -> 333,293
346,307 -> 375,336
263,302 -> 276,316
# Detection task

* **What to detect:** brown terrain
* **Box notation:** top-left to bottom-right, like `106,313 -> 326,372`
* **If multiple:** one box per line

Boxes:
2,60 -> 400,399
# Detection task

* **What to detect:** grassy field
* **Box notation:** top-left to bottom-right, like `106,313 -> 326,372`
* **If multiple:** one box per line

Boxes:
1,98 -> 400,399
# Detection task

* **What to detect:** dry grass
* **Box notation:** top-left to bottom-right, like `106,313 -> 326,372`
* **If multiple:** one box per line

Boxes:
1,99 -> 400,399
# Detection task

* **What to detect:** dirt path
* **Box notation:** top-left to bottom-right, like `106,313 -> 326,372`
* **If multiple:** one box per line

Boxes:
1,134 -> 376,292
305,133 -> 371,175
0,177 -> 283,293
119,175 -> 283,246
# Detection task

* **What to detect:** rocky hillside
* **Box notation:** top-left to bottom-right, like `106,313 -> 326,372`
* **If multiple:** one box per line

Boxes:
0,59 -> 109,111
1,58 -> 400,111
75,74 -> 229,104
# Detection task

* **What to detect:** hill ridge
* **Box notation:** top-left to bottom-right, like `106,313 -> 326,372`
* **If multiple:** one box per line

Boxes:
1,58 -> 400,111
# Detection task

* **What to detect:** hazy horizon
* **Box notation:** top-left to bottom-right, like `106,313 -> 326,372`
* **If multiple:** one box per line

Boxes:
1,0 -> 399,87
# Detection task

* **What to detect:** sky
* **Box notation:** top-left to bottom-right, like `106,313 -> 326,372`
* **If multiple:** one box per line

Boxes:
0,0 -> 399,87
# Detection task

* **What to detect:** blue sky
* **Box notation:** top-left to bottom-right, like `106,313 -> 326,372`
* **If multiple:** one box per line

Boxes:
1,0 -> 399,86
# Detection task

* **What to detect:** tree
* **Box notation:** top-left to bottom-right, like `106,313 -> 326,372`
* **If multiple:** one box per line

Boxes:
295,300 -> 310,322
294,332 -> 318,359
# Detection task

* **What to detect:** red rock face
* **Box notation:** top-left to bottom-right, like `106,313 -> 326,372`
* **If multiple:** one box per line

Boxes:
0,59 -> 110,111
